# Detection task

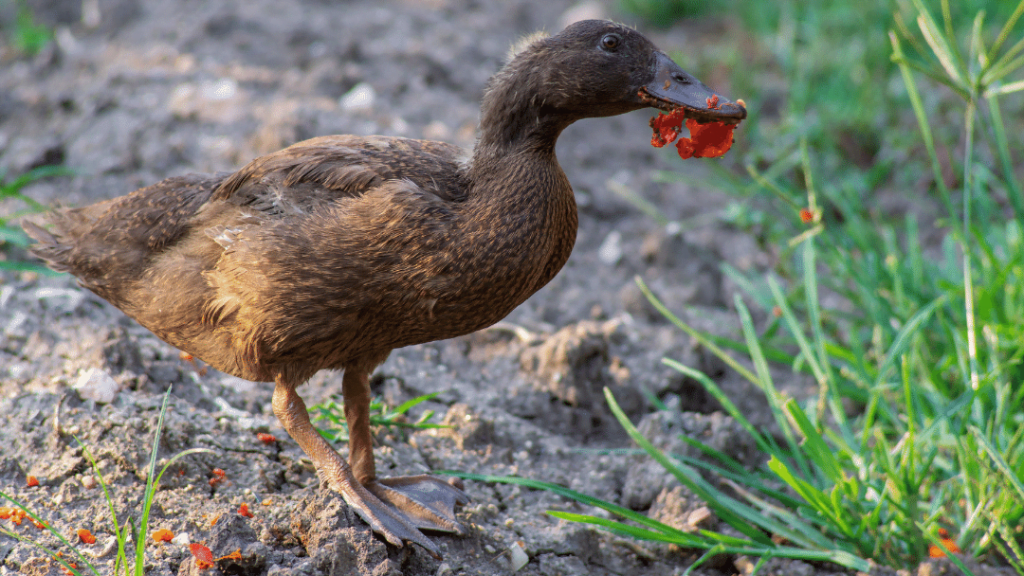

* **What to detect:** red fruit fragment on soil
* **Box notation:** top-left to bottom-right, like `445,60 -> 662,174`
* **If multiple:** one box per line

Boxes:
0,507 -> 12,519
77,529 -> 96,544
209,468 -> 227,487
26,476 -> 39,487
649,110 -> 737,159
256,432 -> 276,444
58,558 -> 78,576
152,528 -> 174,542
190,543 -> 214,569
238,503 -> 253,518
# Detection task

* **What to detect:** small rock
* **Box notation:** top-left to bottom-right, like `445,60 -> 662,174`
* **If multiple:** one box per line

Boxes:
598,230 -> 623,266
74,367 -> 119,404
339,82 -> 376,111
508,541 -> 528,572
201,78 -> 238,101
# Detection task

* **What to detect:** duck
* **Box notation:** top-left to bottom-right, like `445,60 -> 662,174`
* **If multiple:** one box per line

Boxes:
24,19 -> 745,558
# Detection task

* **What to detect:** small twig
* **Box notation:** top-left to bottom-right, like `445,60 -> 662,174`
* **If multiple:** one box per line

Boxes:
53,392 -> 68,436
487,322 -> 544,344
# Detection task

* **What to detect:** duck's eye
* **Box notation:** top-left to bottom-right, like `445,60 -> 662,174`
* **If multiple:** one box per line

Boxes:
600,34 -> 621,51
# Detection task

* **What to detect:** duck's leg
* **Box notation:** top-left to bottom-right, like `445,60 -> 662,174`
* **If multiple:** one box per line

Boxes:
271,376 -> 452,558
342,368 -> 469,534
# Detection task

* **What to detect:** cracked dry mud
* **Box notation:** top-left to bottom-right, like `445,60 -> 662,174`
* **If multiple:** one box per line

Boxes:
0,0 -> 1002,575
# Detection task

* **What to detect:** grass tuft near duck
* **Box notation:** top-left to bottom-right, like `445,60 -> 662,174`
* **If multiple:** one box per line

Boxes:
22,20 -> 745,558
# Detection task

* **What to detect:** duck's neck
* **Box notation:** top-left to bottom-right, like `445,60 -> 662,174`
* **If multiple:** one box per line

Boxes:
473,105 -> 568,161
472,55 -> 580,161
465,79 -> 576,211
457,67 -> 580,307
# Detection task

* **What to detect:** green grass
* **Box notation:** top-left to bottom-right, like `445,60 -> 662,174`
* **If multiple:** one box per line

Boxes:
0,387 -> 213,576
311,391 -> 450,444
0,165 -> 72,273
619,0 -> 710,26
467,0 -> 1024,573
3,0 -> 52,55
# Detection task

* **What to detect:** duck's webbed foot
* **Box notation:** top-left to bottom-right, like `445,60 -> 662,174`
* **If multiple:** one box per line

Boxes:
366,475 -> 470,534
339,474 -> 468,559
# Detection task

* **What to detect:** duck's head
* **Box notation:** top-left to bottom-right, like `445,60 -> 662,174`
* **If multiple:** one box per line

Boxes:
479,20 -> 745,150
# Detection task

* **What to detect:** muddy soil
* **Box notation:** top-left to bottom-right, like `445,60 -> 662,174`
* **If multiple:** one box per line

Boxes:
0,0 -> 1000,575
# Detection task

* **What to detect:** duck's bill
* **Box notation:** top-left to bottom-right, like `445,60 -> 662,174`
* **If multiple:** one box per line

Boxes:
639,52 -> 746,125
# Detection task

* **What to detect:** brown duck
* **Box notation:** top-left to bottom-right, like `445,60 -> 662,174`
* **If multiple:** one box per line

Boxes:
25,20 -> 745,557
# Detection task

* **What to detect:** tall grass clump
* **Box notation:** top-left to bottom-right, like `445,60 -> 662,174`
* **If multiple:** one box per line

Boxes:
662,0 -> 1024,568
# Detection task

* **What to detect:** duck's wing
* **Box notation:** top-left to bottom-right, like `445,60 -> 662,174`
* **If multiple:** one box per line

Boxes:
212,135 -> 469,216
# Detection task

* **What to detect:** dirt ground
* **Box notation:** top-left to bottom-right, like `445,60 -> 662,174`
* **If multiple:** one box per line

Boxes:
0,0 -> 1001,575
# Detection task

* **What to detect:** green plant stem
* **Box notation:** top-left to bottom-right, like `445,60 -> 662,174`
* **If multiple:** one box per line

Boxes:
961,99 -> 979,391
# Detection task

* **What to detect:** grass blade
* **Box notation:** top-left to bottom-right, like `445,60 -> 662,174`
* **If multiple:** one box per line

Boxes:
636,276 -> 759,385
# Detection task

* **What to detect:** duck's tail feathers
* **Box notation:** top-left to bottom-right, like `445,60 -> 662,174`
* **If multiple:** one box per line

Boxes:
23,216 -> 75,274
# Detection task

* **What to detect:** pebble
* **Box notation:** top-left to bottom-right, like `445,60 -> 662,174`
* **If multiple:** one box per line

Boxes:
598,230 -> 623,265
508,541 -> 529,572
74,367 -> 119,404
340,82 -> 376,111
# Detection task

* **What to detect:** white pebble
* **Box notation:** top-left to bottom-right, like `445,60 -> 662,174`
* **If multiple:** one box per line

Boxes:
340,82 -> 376,111
74,368 -> 119,404
508,541 -> 528,572
598,230 -> 623,265
201,78 -> 238,101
